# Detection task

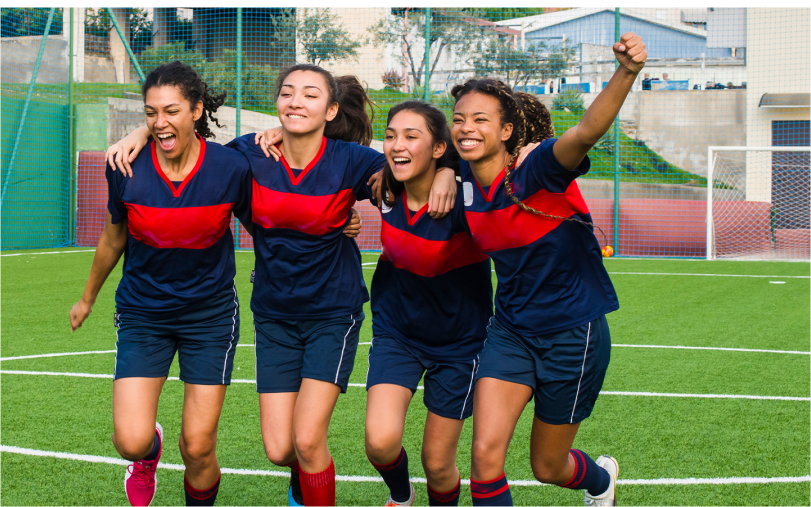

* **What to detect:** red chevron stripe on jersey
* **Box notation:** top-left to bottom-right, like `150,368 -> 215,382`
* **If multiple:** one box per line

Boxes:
251,181 -> 355,236
380,221 -> 489,278
124,202 -> 233,249
465,180 -> 589,253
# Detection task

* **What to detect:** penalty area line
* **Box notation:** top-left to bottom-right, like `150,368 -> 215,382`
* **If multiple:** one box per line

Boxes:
2,370 -> 808,401
1,445 -> 808,487
1,249 -> 96,257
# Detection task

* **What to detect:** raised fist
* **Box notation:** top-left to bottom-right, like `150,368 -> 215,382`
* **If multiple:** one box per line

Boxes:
613,32 -> 647,74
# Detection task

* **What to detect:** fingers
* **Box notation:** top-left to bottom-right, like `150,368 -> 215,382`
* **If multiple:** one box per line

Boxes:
516,142 -> 540,167
619,31 -> 636,45
269,145 -> 281,162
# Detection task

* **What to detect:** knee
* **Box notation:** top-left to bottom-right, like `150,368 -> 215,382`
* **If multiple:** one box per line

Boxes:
530,457 -> 568,485
421,449 -> 456,482
293,429 -> 325,464
364,431 -> 401,465
179,432 -> 216,465
263,441 -> 295,467
113,433 -> 154,462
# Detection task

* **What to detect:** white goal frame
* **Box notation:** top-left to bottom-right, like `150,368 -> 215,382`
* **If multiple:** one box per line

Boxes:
706,145 -> 811,260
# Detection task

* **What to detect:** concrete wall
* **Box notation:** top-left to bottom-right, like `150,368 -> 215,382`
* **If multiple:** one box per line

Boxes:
631,90 -> 746,177
1,36 -> 68,84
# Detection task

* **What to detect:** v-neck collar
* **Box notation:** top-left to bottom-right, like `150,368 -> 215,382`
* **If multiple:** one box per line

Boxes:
473,165 -> 508,203
151,133 -> 206,198
402,189 -> 429,226
278,136 -> 327,186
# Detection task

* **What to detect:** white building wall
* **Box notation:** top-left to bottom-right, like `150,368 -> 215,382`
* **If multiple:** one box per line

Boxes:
745,8 -> 810,202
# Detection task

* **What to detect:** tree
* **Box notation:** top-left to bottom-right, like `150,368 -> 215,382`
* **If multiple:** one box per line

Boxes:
469,37 -> 575,88
272,8 -> 362,66
369,8 -> 480,87
84,8 -> 153,53
462,8 -> 544,23
1,8 -> 63,37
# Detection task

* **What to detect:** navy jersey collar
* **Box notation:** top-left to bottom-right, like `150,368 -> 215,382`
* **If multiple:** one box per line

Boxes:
278,136 -> 327,186
151,132 -> 206,198
402,189 -> 429,226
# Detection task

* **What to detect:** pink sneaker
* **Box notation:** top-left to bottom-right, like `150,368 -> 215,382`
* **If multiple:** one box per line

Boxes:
124,422 -> 163,506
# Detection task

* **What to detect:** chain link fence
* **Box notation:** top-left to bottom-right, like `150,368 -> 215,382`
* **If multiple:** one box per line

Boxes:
2,7 -> 809,257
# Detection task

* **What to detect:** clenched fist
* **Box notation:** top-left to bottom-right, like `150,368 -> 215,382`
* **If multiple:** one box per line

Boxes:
613,32 -> 647,74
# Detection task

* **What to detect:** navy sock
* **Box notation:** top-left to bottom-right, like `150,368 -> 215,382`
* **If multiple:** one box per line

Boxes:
470,473 -> 512,506
184,475 -> 220,506
561,450 -> 610,496
142,432 -> 160,461
427,477 -> 460,506
371,447 -> 411,502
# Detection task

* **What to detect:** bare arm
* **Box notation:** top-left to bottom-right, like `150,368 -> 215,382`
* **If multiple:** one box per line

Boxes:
70,213 -> 128,331
553,32 -> 647,171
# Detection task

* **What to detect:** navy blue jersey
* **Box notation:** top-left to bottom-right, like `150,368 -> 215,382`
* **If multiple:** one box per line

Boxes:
106,137 -> 252,319
371,183 -> 493,361
227,135 -> 386,319
460,139 -> 618,337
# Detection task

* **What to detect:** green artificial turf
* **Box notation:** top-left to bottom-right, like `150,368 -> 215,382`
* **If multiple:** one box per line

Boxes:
1,249 -> 809,505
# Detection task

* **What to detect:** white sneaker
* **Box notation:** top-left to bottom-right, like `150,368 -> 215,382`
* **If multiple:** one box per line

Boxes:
385,483 -> 415,506
584,455 -> 618,506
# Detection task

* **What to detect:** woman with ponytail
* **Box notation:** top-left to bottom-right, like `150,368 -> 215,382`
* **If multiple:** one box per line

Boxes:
71,61 -> 253,507
450,33 -> 647,506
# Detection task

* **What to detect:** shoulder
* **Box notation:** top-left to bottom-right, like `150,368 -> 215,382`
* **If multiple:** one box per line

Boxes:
204,140 -> 251,173
331,138 -> 384,159
225,133 -> 263,157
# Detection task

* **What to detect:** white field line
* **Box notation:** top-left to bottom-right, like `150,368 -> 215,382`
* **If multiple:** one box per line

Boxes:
2,370 -> 808,401
3,343 -> 809,362
607,272 -> 810,279
1,445 -> 808,487
1,249 -> 96,257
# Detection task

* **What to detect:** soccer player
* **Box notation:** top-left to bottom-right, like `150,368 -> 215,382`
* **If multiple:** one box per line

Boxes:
107,64 -> 458,507
449,33 -> 647,506
70,61 -> 252,507
364,101 -> 492,507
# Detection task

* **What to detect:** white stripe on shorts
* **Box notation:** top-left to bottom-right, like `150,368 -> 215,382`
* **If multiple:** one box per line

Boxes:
335,314 -> 357,384
459,358 -> 478,419
222,283 -> 239,384
570,322 -> 591,423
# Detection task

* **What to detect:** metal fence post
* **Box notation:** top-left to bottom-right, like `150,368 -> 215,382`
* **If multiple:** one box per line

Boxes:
612,7 -> 620,254
68,8 -> 77,245
423,8 -> 431,101
1,7 -> 56,207
235,7 -> 243,247
107,8 -> 145,83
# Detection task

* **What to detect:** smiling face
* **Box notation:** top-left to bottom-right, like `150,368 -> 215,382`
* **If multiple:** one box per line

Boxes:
144,85 -> 202,160
276,70 -> 338,137
451,91 -> 513,163
384,110 -> 445,184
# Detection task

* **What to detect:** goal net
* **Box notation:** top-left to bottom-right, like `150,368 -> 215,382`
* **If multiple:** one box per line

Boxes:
707,146 -> 810,261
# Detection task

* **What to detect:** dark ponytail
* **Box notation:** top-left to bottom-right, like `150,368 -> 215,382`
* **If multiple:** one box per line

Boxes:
380,100 -> 458,208
276,64 -> 374,146
142,60 -> 226,139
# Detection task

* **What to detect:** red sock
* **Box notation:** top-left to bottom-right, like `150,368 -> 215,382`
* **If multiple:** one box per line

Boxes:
299,458 -> 336,506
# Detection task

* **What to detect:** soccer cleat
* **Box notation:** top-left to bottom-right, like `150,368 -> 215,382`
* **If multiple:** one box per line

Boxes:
385,483 -> 415,507
287,473 -> 304,507
584,455 -> 618,506
124,422 -> 163,507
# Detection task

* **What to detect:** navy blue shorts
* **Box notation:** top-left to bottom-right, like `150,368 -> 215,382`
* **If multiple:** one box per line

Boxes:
475,316 -> 611,425
114,284 -> 240,385
253,311 -> 364,393
366,334 -> 479,420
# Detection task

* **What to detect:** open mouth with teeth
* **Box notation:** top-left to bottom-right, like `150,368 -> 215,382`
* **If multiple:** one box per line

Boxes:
156,132 -> 176,151
459,139 -> 482,149
391,156 -> 412,169
286,114 -> 306,119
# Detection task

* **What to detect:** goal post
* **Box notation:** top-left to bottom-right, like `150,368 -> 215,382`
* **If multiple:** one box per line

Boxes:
707,146 -> 811,261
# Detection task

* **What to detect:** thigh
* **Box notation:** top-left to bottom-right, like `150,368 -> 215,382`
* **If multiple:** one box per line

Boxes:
470,377 -> 533,478
176,289 -> 241,386
422,411 -> 465,464
293,378 -> 342,438
114,317 -> 177,380
112,377 -> 165,442
366,335 -> 425,392
423,358 -> 479,420
181,383 -> 228,444
301,312 -> 365,392
259,391 -> 298,463
254,315 -> 305,393
534,316 -> 611,425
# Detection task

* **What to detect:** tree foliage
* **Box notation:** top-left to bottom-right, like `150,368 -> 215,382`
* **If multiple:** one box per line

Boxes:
270,8 -> 362,66
462,8 -> 544,23
84,8 -> 153,53
470,38 -> 575,87
1,8 -> 63,37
